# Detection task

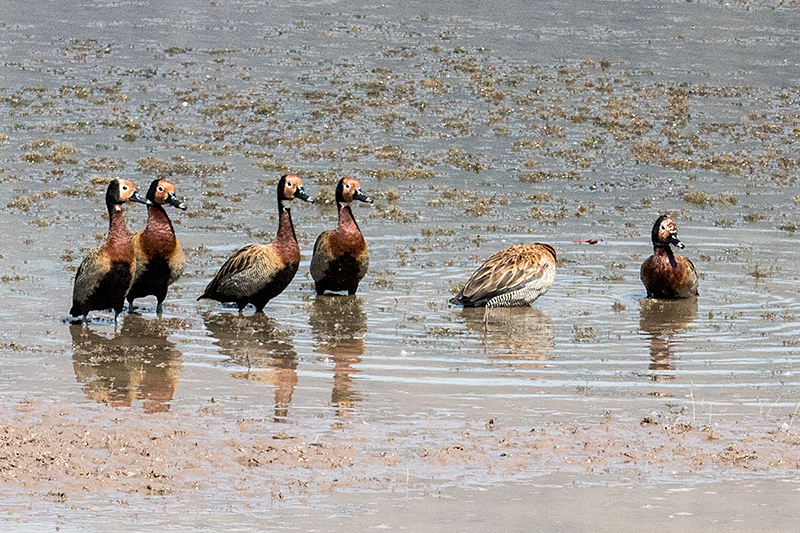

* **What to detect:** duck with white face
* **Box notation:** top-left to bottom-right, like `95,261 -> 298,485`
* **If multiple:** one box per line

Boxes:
127,179 -> 188,315
70,178 -> 151,322
310,177 -> 374,296
640,214 -> 699,299
198,174 -> 313,312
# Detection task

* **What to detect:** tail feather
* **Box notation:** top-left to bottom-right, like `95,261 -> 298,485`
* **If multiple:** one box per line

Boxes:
69,301 -> 83,317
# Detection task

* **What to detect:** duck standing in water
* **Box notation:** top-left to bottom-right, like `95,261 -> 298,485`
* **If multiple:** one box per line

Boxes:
70,178 -> 150,322
127,179 -> 188,314
640,214 -> 699,299
310,177 -> 373,295
198,174 -> 313,312
449,244 -> 557,307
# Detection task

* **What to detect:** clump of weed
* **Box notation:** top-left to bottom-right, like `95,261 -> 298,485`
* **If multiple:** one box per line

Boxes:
426,326 -> 459,337
683,190 -> 738,209
21,152 -> 44,164
313,186 -> 336,206
7,190 -> 58,211
421,228 -> 455,237
370,207 -> 419,223
47,143 -> 79,165
743,213 -> 765,223
529,192 -> 553,203
530,206 -> 567,223
512,139 -> 545,152
420,78 -> 448,94
573,326 -> 596,342
445,148 -> 484,172
85,157 -> 124,171
371,270 -> 395,288
748,263 -> 775,279
700,153 -> 750,175
364,168 -> 434,181
519,170 -> 580,183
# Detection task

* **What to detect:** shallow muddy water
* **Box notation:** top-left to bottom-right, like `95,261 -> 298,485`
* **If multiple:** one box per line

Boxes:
3,0 -> 800,530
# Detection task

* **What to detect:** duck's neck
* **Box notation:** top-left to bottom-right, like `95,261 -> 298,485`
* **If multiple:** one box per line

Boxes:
106,204 -> 133,254
653,243 -> 677,267
273,203 -> 300,265
337,202 -> 360,233
653,242 -> 674,256
275,203 -> 298,245
145,203 -> 176,237
147,204 -> 175,235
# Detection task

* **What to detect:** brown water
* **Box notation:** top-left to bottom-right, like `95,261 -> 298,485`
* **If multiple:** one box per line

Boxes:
3,0 -> 800,530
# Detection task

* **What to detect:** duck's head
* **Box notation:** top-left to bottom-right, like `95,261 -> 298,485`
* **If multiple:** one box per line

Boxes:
336,177 -> 373,205
147,179 -> 187,210
651,214 -> 684,249
106,178 -> 150,209
278,174 -> 313,204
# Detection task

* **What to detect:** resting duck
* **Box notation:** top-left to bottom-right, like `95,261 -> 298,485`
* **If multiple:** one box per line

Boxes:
198,174 -> 313,312
449,244 -> 557,308
640,214 -> 699,299
310,177 -> 373,295
70,178 -> 150,322
127,179 -> 187,314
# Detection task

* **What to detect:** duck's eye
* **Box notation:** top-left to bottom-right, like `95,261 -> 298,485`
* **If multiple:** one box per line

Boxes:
157,186 -> 164,192
344,183 -> 351,189
122,185 -> 129,191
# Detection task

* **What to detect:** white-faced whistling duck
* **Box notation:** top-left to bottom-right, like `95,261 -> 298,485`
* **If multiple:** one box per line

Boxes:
310,177 -> 373,295
70,178 -> 150,322
127,179 -> 188,314
640,215 -> 699,299
197,174 -> 313,312
449,244 -> 557,308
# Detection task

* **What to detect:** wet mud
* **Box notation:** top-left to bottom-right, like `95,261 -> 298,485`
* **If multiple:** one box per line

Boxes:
2,396 -> 800,530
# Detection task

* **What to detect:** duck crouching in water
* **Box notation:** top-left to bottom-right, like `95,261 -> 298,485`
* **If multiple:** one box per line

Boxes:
310,177 -> 373,296
70,178 -> 151,322
198,174 -> 313,312
127,179 -> 188,315
449,244 -> 557,308
640,214 -> 699,299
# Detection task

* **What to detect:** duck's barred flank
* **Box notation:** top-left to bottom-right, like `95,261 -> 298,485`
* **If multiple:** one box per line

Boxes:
450,243 -> 557,308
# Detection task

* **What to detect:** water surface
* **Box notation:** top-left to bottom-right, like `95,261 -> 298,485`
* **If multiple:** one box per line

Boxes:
2,0 -> 800,530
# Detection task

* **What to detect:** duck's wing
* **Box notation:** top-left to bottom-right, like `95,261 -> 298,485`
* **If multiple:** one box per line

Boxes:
71,248 -> 111,306
129,231 -> 148,284
201,244 -> 281,299
454,245 -> 555,306
310,230 -> 335,282
167,239 -> 186,286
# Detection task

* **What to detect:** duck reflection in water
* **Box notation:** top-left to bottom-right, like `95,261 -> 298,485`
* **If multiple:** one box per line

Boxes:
202,311 -> 297,422
308,295 -> 366,418
639,297 -> 698,384
459,307 -> 554,362
70,315 -> 183,413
